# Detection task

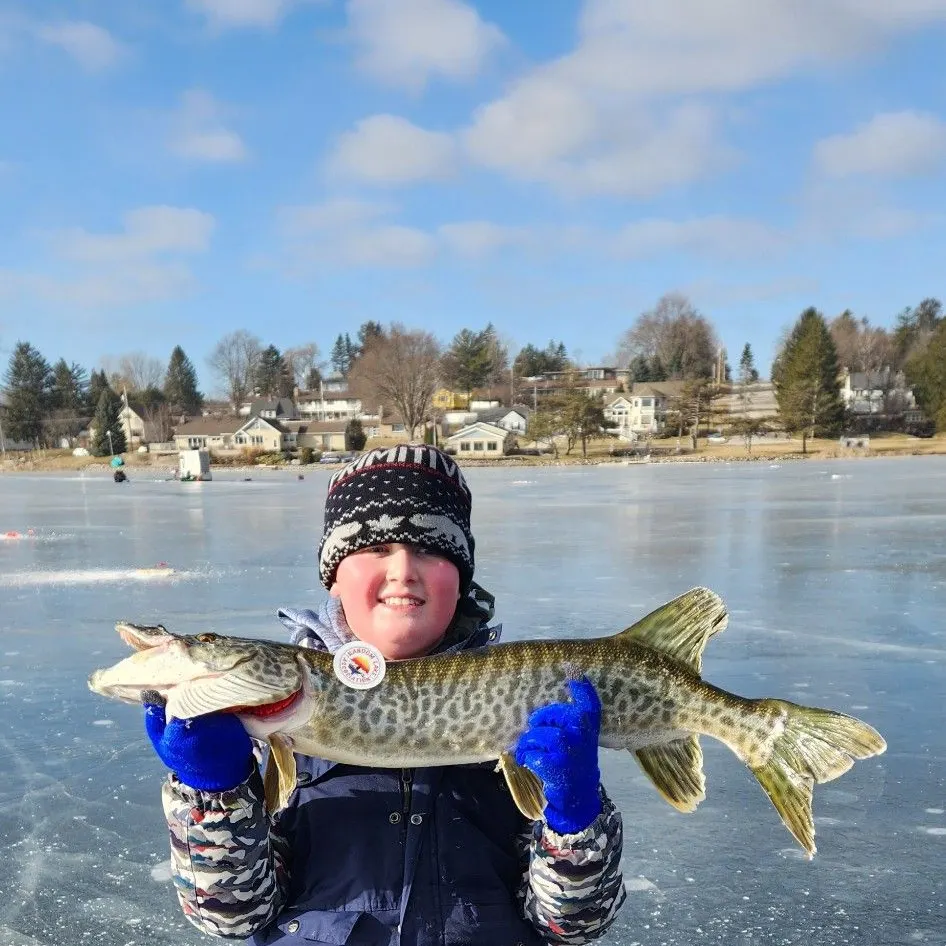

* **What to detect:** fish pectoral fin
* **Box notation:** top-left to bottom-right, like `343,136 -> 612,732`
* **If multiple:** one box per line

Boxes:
634,737 -> 706,813
497,751 -> 547,821
618,587 -> 728,675
263,733 -> 297,814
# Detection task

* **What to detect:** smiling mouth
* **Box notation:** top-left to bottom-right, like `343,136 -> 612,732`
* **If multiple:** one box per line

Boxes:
380,596 -> 424,607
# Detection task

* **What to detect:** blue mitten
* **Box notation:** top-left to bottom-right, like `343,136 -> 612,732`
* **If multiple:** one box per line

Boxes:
144,700 -> 253,792
514,678 -> 602,834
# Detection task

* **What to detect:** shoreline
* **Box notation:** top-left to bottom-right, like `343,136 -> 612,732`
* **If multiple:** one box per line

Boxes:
2,441 -> 944,475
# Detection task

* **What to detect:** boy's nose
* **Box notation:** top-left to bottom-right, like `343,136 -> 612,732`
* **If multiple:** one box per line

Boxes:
385,545 -> 418,580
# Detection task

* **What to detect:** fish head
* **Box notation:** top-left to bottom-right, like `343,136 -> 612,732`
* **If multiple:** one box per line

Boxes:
88,622 -> 306,723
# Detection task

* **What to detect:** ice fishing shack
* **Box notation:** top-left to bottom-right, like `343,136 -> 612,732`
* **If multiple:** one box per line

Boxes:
178,448 -> 212,481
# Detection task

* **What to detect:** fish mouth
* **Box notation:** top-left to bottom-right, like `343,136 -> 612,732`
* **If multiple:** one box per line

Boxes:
224,688 -> 304,720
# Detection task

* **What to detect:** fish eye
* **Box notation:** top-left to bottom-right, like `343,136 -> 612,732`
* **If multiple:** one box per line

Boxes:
196,633 -> 218,643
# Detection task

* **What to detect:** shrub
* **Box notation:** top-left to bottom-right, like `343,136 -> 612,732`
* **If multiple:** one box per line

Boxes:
299,446 -> 315,465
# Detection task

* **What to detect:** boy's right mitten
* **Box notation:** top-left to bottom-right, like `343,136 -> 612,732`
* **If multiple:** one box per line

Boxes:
143,699 -> 253,792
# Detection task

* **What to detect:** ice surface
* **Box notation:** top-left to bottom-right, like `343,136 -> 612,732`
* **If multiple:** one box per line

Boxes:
2,458 -> 945,944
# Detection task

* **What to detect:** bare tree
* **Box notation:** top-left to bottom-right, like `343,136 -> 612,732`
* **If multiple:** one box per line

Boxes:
283,343 -> 323,391
102,352 -> 164,392
615,293 -> 719,380
348,324 -> 441,438
207,330 -> 262,409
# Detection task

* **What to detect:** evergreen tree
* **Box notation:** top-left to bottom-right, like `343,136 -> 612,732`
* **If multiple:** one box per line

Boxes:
356,321 -> 385,354
90,388 -> 127,456
513,340 -> 570,377
627,354 -> 653,383
440,324 -> 503,395
738,344 -> 759,384
772,307 -> 845,453
345,418 -> 367,452
905,320 -> 946,432
329,333 -> 351,377
2,341 -> 52,445
87,369 -> 110,415
49,359 -> 88,413
164,346 -> 203,416
254,345 -> 293,398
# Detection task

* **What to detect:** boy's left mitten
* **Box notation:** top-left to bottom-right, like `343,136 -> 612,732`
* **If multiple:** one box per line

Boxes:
514,678 -> 603,834
144,699 -> 253,792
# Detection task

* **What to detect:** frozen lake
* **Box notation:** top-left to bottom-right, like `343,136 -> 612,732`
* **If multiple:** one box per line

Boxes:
1,457 -> 944,945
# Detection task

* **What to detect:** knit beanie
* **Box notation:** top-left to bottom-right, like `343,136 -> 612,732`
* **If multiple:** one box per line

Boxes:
318,444 -> 475,591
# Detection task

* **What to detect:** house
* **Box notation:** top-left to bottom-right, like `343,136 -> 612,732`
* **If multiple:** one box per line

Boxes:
432,388 -> 469,411
118,392 -> 147,445
840,368 -> 915,416
172,416 -> 245,451
475,405 -> 530,434
295,386 -> 380,424
247,397 -> 298,421
233,415 -> 287,452
282,419 -> 348,453
445,422 -> 514,457
602,394 -> 635,439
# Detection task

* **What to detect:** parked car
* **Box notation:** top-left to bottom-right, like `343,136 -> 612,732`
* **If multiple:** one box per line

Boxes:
319,453 -> 342,463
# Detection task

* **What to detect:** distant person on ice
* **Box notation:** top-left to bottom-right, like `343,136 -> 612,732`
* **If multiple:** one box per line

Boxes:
142,444 -> 626,944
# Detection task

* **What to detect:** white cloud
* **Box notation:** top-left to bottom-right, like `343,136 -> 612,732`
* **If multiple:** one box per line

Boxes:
186,0 -> 311,29
327,114 -> 458,185
53,207 -> 215,263
169,89 -> 248,164
4,207 -> 214,310
613,216 -> 784,259
438,221 -> 531,257
459,0 -> 946,197
30,263 -> 196,308
34,20 -> 126,72
346,0 -> 505,90
813,110 -> 946,178
278,198 -> 394,234
278,199 -> 435,268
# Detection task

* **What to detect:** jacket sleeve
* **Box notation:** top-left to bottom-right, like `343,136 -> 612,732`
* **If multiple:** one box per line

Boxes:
520,787 -> 626,944
161,764 -> 291,939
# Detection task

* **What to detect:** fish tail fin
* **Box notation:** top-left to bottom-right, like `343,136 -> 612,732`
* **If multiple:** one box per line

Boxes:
750,700 -> 886,858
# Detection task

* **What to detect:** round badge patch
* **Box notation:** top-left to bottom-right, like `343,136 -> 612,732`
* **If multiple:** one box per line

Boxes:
333,641 -> 387,690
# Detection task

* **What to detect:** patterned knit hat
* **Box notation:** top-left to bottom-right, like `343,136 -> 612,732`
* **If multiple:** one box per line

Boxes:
318,444 -> 475,591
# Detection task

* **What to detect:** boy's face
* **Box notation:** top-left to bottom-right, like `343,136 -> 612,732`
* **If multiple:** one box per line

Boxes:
329,543 -> 460,659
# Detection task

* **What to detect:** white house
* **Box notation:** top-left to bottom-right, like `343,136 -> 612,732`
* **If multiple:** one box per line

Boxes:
475,406 -> 530,434
840,368 -> 915,416
445,422 -> 514,457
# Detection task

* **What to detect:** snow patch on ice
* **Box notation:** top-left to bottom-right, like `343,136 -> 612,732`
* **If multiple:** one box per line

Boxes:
150,860 -> 174,882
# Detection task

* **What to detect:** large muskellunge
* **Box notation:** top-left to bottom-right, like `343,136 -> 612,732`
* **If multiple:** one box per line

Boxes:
88,587 -> 886,857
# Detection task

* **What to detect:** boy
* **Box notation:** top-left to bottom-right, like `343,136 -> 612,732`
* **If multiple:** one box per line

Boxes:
145,445 -> 626,944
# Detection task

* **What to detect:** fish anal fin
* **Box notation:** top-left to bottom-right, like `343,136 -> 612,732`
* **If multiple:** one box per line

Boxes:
497,750 -> 547,821
635,736 -> 706,813
263,733 -> 297,813
618,587 -> 728,674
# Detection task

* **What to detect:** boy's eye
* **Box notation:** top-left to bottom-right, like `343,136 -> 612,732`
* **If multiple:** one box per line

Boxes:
360,544 -> 390,555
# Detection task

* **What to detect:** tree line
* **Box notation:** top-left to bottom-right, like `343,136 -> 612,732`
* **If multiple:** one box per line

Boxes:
3,291 -> 944,453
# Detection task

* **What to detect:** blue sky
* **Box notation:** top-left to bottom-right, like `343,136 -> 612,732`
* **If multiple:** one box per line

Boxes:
1,0 -> 945,394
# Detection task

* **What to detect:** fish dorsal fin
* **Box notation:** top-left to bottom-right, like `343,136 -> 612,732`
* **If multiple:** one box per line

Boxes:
618,587 -> 728,675
635,737 -> 706,812
263,733 -> 297,813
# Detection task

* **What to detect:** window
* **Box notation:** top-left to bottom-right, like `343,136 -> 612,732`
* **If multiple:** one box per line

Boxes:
460,442 -> 471,451
473,442 -> 484,451
487,442 -> 497,451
